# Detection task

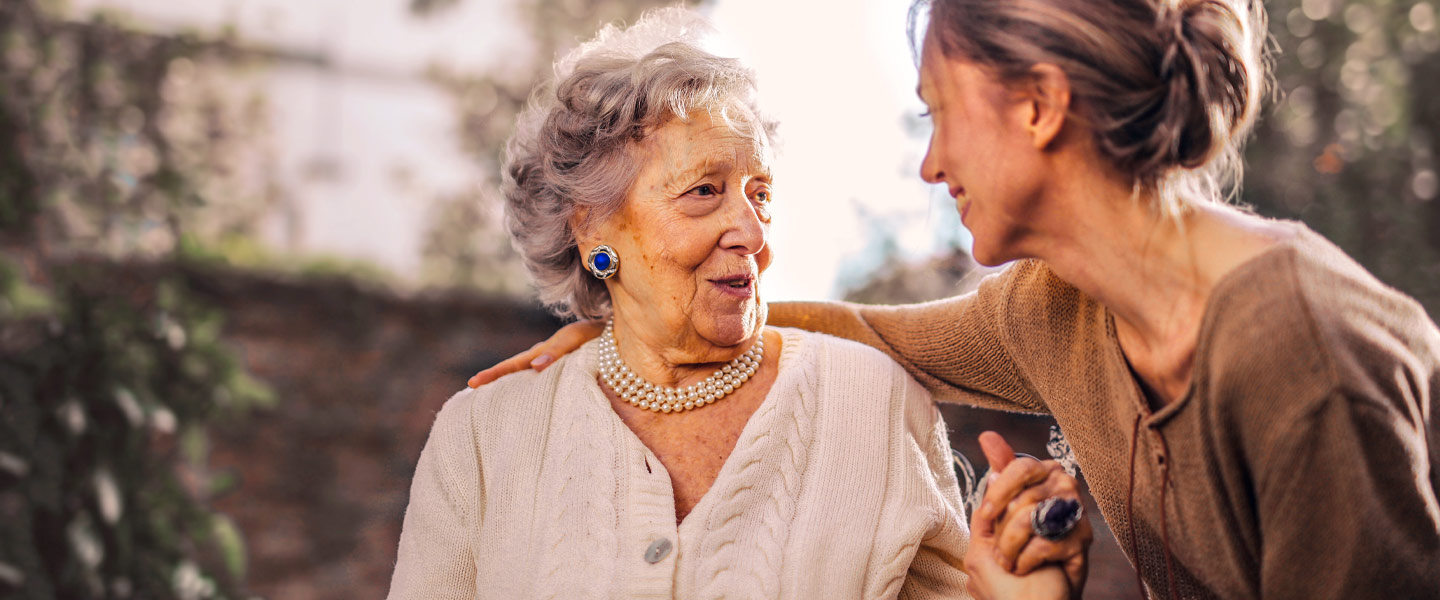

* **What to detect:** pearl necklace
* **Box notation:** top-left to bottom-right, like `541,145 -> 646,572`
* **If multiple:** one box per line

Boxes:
597,320 -> 764,413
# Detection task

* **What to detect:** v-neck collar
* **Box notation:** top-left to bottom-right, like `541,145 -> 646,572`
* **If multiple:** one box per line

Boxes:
1105,221 -> 1307,427
574,328 -> 807,531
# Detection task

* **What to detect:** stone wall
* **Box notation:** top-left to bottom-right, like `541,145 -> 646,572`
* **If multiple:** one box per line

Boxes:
182,266 -> 560,599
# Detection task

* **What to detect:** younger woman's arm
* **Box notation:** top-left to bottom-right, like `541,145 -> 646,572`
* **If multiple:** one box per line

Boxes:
768,266 -> 1045,414
471,264 -> 1052,417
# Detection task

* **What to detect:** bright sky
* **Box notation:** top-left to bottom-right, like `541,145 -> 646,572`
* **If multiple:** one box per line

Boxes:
707,0 -> 966,300
68,0 -> 969,301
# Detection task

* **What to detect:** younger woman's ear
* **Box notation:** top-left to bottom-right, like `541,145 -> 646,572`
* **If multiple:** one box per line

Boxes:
1025,63 -> 1072,151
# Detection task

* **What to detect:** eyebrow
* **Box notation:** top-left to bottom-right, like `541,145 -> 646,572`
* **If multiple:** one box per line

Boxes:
665,159 -> 728,188
667,149 -> 773,184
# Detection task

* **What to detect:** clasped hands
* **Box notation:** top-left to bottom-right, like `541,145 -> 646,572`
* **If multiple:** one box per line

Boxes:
964,431 -> 1093,600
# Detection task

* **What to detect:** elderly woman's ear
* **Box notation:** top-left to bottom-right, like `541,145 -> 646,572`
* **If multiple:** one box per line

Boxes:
569,206 -> 597,247
570,207 -> 623,281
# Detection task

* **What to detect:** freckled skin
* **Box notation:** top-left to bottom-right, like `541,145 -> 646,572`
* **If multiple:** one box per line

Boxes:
573,110 -> 778,524
600,329 -> 783,523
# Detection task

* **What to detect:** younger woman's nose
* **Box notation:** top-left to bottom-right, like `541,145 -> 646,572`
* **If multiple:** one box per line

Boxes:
920,146 -> 944,184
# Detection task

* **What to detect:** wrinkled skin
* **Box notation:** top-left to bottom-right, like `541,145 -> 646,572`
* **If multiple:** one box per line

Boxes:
572,108 -> 781,523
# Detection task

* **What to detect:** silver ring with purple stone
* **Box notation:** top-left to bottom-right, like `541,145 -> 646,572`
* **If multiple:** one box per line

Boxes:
1031,497 -> 1083,541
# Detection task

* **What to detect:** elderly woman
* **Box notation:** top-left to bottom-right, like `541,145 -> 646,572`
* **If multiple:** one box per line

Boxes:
384,9 -> 1080,599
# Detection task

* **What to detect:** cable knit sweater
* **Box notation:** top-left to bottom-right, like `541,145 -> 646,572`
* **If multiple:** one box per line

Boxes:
386,328 -> 971,599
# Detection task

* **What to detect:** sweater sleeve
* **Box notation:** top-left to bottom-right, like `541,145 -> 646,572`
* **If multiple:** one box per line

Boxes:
768,266 -> 1045,413
387,393 -> 481,600
1255,389 -> 1440,599
901,391 -> 973,600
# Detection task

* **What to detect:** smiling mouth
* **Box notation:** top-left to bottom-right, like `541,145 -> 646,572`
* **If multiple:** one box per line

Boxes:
955,193 -> 972,222
710,274 -> 755,296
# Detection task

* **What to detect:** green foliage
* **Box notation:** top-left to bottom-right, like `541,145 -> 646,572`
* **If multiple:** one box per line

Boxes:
0,0 -> 280,260
0,0 -> 268,596
0,260 -> 269,598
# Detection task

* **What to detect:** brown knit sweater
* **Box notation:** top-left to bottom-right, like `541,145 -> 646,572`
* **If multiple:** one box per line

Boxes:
769,222 -> 1440,599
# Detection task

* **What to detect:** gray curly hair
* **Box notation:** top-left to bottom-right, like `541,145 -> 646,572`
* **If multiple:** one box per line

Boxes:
502,7 -> 778,320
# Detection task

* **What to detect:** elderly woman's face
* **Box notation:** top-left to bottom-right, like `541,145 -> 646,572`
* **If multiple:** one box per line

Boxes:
584,110 -> 773,353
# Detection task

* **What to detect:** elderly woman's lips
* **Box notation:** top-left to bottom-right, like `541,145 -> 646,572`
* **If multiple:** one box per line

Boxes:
709,276 -> 755,298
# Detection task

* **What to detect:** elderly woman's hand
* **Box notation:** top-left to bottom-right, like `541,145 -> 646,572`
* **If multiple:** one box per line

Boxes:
964,487 -> 1071,600
973,431 -> 1092,598
467,319 -> 605,387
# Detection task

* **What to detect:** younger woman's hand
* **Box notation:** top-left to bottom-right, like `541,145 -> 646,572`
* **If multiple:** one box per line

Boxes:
973,431 -> 1092,597
964,496 -> 1071,600
467,319 -> 605,387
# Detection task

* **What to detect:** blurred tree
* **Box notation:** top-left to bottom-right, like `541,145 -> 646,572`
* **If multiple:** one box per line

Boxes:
844,248 -> 989,305
0,260 -> 270,599
409,0 -> 465,17
417,0 -> 696,296
1246,0 -> 1440,317
0,0 -> 274,597
0,4 -> 282,259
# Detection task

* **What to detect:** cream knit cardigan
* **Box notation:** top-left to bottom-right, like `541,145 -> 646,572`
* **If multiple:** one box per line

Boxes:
386,328 -> 970,599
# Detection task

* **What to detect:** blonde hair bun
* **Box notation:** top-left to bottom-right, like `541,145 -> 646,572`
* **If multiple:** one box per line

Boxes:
919,0 -> 1269,215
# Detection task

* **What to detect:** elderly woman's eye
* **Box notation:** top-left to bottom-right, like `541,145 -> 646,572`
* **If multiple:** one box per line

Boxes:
754,190 -> 772,204
691,184 -> 719,196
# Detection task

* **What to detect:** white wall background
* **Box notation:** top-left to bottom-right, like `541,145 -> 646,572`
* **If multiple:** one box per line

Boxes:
70,0 -> 971,300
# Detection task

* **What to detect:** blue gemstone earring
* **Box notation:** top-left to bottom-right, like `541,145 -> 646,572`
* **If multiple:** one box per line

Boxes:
587,244 -> 619,279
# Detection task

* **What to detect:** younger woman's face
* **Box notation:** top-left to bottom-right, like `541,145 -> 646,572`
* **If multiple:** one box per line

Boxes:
917,28 -> 1051,266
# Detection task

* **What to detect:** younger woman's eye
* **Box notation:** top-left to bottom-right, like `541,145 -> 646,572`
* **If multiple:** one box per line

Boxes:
754,190 -> 771,204
918,110 -> 932,118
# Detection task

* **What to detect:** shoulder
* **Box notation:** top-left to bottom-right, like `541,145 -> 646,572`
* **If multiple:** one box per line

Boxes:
773,327 -> 938,430
775,326 -> 916,385
428,386 -> 481,443
1003,259 -> 1094,309
1284,229 -> 1440,403
1283,228 -> 1440,360
432,345 -> 592,447
1202,224 -> 1440,414
985,259 -> 1110,368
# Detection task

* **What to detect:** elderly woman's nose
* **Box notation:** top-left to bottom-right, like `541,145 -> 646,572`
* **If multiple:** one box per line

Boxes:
717,197 -> 767,255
